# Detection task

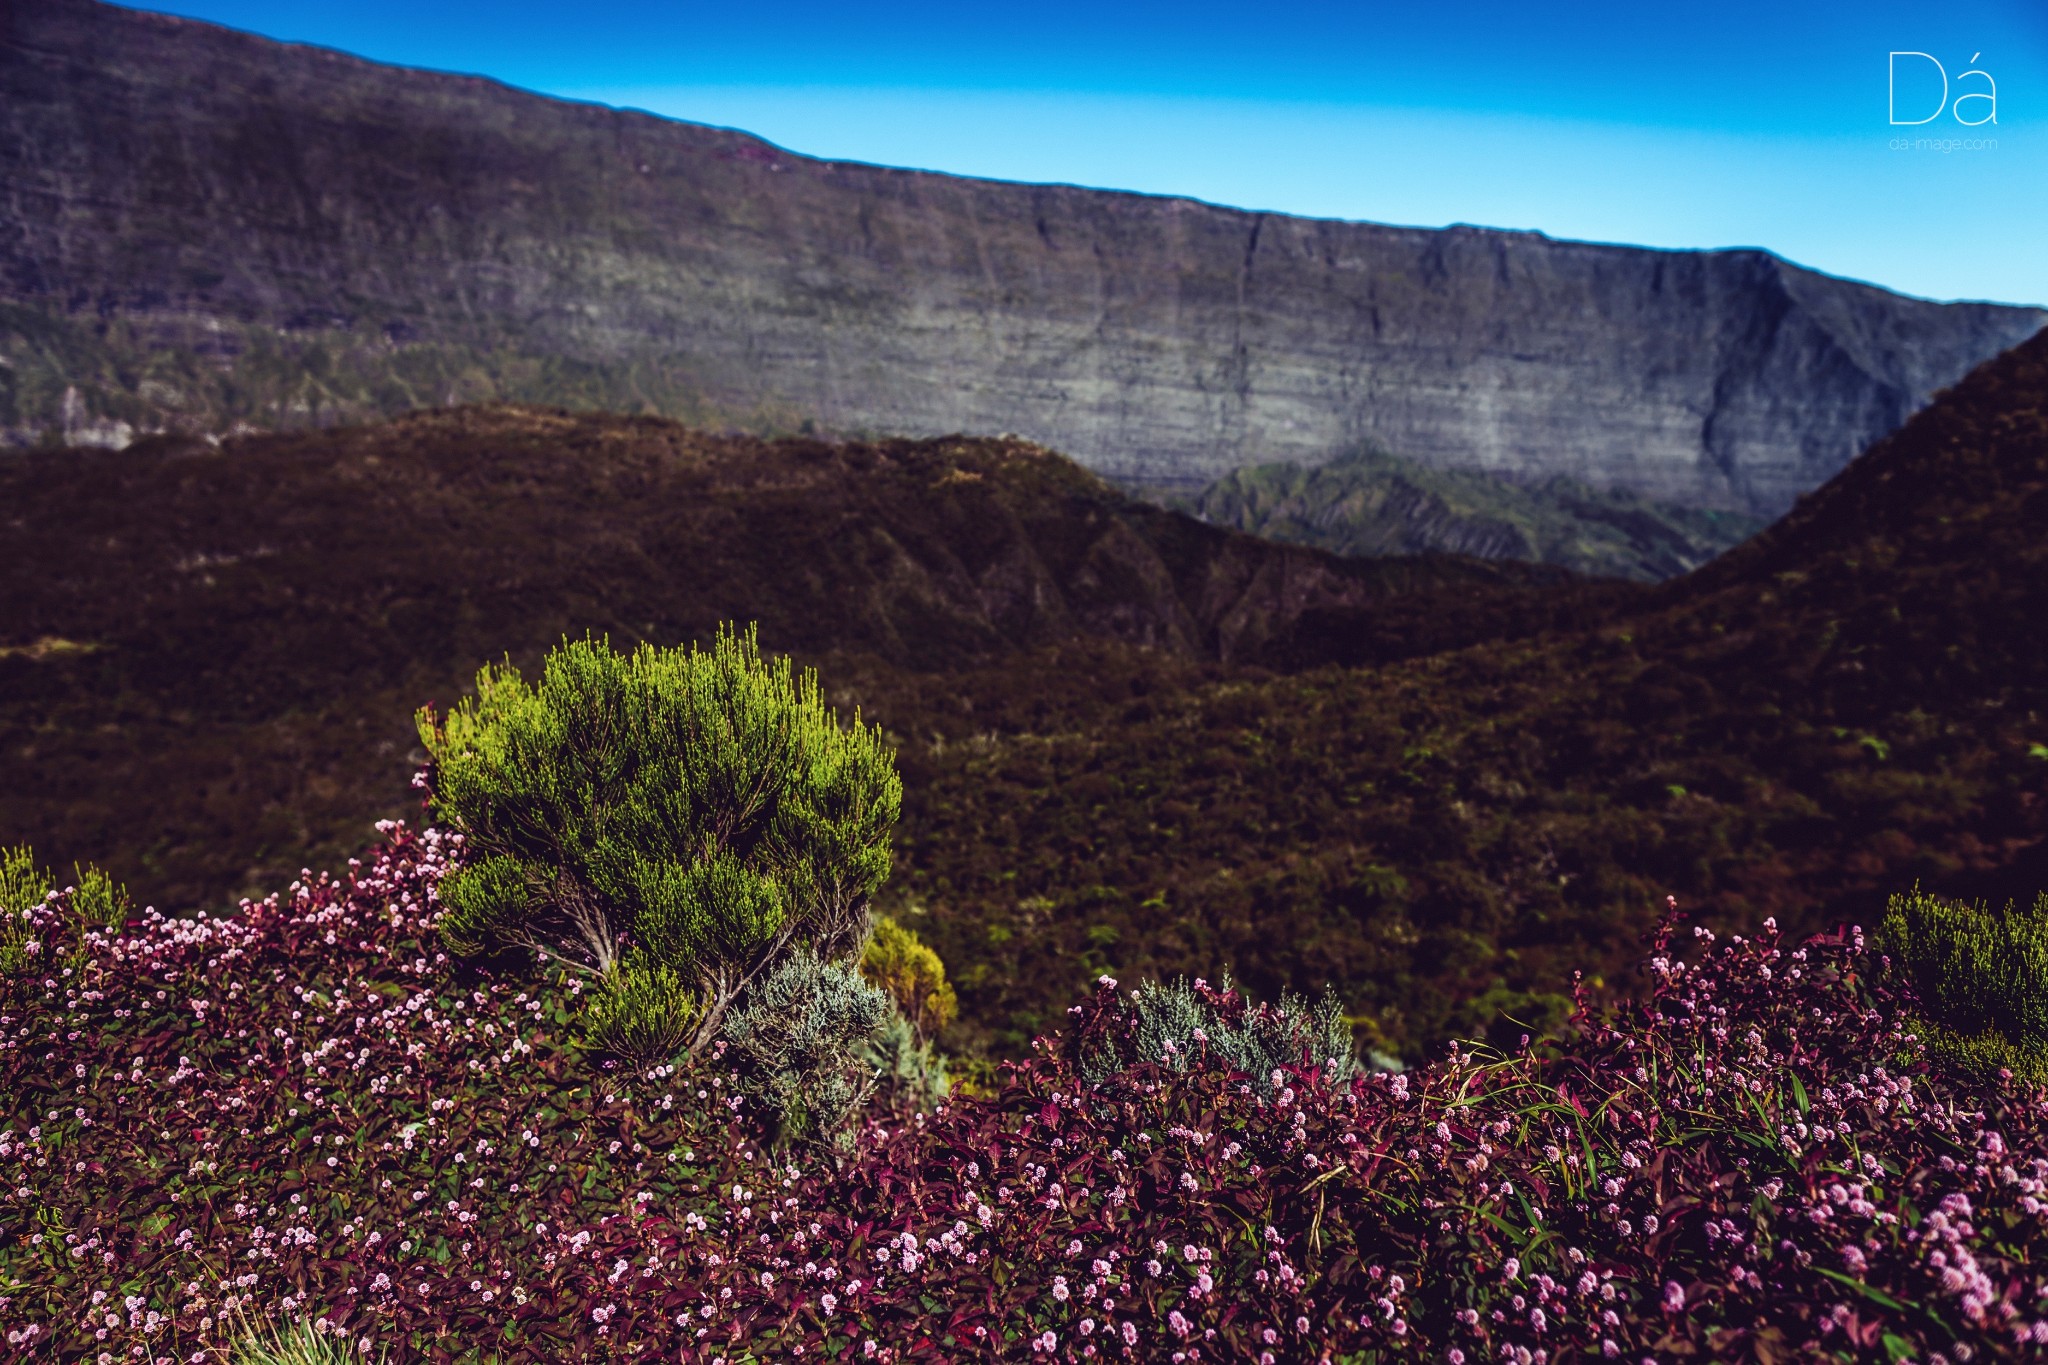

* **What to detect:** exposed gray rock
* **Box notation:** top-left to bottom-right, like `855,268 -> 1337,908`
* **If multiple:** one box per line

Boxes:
2,0 -> 2041,515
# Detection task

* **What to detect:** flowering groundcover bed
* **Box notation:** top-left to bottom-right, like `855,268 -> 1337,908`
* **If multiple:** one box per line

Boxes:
3,825 -> 2047,1363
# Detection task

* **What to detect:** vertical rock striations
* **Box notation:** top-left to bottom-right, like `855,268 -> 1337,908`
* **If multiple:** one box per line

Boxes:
2,0 -> 2041,515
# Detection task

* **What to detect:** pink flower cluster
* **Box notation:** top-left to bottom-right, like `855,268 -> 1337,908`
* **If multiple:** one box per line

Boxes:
3,830 -> 2048,1361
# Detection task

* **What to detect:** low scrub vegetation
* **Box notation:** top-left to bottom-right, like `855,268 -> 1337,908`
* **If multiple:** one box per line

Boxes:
10,615 -> 2048,1361
414,630 -> 914,1149
11,330 -> 2047,1072
1878,886 -> 2048,1085
6,822 -> 2048,1361
1174,445 -> 1768,581
418,626 -> 901,1053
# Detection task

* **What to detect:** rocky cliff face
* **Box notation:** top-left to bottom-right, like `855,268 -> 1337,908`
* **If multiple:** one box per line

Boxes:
3,0 -> 2041,515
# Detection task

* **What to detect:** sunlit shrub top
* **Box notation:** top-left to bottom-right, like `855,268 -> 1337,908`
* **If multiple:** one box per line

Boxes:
861,916 -> 958,1043
6,836 -> 2048,1362
417,626 -> 900,1026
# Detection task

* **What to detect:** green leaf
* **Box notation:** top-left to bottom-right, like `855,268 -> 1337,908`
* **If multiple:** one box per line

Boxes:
1829,1268 -> 1955,1340
1790,1074 -> 1810,1114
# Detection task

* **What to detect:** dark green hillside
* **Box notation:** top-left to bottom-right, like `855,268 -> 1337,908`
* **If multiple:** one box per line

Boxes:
3,328 -> 2044,1064
0,406 -> 1584,917
896,333 -> 2048,1055
1171,445 -> 1771,581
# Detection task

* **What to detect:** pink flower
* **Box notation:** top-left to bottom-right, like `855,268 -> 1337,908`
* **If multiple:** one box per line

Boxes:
1662,1281 -> 1686,1313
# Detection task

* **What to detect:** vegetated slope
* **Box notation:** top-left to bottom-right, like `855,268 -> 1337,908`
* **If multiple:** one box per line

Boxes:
5,0 -> 2044,513
1173,446 -> 1773,581
887,332 -> 2048,1057
5,330 -> 2043,1065
0,405 -> 1606,917
9,839 -> 2048,1362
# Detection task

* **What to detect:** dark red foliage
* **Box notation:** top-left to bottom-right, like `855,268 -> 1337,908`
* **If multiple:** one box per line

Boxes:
4,833 -> 2048,1362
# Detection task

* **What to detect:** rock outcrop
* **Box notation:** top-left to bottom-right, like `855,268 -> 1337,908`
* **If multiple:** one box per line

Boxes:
3,0 -> 2041,514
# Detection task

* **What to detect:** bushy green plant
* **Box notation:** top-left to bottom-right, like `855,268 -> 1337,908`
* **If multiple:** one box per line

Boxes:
856,917 -> 956,1110
1876,885 -> 2048,1081
580,952 -> 702,1066
0,844 -> 51,975
226,1316 -> 378,1365
857,1010 -> 951,1111
859,913 -> 957,1043
1083,972 -> 1356,1096
417,625 -> 901,1052
68,862 -> 131,929
720,948 -> 893,1146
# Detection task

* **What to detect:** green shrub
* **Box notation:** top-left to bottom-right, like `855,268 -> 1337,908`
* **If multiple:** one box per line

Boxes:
68,862 -> 131,929
580,952 -> 703,1066
0,845 -> 51,975
1913,1026 -> 2048,1088
1876,885 -> 2048,1082
857,1010 -> 952,1111
857,917 -> 956,1110
0,845 -> 48,912
226,1317 -> 377,1365
860,914 -> 958,1043
720,948 -> 893,1146
417,624 -> 901,1053
1083,973 -> 1356,1097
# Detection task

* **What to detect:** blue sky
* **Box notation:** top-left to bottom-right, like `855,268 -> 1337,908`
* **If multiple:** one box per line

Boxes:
135,0 -> 2048,306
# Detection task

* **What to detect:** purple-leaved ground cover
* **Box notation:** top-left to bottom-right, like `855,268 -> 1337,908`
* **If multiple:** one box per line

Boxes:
3,823 -> 2047,1362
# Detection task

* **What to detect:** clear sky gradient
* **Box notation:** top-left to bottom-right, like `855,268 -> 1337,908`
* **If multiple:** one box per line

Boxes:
131,0 -> 2048,306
